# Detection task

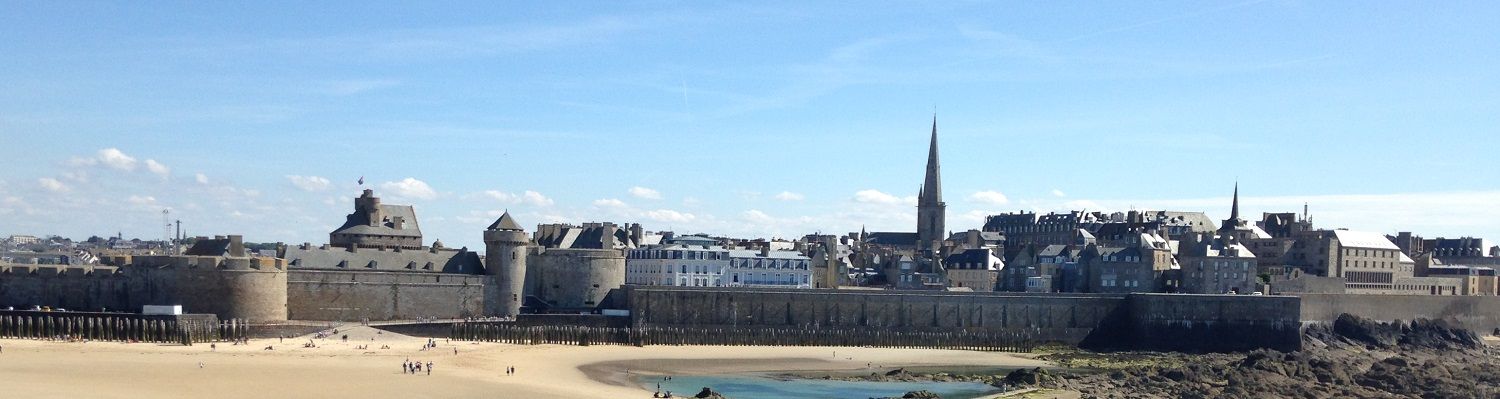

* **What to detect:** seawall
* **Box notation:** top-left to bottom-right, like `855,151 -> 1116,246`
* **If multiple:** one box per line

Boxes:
1297,293 -> 1500,332
286,270 -> 487,321
627,287 -> 1311,352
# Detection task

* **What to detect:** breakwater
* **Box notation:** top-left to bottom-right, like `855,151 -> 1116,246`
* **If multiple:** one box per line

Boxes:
0,310 -> 249,344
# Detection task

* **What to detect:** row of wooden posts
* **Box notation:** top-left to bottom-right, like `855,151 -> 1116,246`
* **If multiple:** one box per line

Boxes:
450,322 -> 1038,352
0,313 -> 250,345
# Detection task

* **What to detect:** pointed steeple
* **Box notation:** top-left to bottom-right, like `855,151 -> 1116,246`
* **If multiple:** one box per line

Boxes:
922,114 -> 942,205
916,114 -> 947,253
1230,182 -> 1240,221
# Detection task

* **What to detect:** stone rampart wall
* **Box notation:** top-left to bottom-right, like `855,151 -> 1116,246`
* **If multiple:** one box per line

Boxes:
286,270 -> 488,321
1297,293 -> 1500,332
627,286 -> 1126,344
1124,294 -> 1302,352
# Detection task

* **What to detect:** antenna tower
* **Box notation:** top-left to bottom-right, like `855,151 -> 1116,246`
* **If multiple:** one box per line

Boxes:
162,209 -> 172,254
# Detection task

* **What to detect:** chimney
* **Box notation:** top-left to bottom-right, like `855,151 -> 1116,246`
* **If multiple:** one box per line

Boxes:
600,224 -> 618,249
228,235 -> 245,257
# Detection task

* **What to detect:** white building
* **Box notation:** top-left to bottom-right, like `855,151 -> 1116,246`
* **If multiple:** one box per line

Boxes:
626,244 -> 813,288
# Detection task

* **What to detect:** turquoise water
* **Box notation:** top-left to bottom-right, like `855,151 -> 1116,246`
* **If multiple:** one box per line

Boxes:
640,374 -> 1001,399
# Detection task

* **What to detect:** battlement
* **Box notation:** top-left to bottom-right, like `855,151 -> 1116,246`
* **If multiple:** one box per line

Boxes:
0,264 -> 122,278
128,255 -> 286,271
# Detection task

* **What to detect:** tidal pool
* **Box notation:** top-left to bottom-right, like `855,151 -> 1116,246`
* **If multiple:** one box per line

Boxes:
639,373 -> 1003,399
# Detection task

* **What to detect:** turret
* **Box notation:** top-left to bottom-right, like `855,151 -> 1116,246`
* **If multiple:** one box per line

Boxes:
484,211 -> 529,317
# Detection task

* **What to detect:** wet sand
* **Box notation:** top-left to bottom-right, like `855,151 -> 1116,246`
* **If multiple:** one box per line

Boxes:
0,326 -> 1046,398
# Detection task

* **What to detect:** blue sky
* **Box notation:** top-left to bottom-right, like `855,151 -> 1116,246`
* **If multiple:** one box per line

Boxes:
2,1 -> 1498,248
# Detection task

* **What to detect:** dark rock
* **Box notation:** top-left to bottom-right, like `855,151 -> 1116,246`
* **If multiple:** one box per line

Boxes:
692,387 -> 727,399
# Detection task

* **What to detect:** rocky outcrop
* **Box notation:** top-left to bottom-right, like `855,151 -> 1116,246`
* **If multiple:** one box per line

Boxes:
1029,315 -> 1500,398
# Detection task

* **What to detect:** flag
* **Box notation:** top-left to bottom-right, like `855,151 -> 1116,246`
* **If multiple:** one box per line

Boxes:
358,176 -> 364,185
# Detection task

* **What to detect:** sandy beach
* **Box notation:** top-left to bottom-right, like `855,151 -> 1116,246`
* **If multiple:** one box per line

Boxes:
0,326 -> 1048,398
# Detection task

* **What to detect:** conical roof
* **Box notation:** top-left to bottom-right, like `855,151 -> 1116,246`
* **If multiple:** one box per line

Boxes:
487,211 -> 524,231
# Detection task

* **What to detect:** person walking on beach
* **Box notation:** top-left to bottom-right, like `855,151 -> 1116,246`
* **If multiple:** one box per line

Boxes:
426,361 -> 433,375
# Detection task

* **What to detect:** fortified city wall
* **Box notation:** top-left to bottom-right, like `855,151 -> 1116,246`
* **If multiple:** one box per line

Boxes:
628,287 -> 1316,352
285,270 -> 488,321
1296,293 -> 1500,332
0,256 -> 288,322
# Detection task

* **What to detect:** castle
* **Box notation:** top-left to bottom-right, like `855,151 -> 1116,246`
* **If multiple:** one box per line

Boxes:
0,189 -> 640,322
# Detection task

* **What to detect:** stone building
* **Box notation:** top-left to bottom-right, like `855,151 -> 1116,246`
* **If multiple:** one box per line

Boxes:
1425,265 -> 1498,296
942,247 -> 1001,291
1178,234 -> 1258,294
330,189 -> 423,250
1177,185 -> 1269,294
1080,230 -> 1174,294
1000,244 -> 1084,293
523,222 -> 638,311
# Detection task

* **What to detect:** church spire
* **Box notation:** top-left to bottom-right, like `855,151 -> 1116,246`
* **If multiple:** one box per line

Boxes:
1230,182 -> 1240,221
922,114 -> 942,204
916,114 -> 946,253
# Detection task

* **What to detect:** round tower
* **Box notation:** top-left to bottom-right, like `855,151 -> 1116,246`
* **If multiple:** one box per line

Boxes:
484,211 -> 529,317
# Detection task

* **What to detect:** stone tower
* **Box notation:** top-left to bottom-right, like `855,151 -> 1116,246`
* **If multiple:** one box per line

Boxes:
484,211 -> 529,317
916,116 -> 946,253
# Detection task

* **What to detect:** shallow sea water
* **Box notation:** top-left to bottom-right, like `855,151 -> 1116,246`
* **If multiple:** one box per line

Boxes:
639,373 -> 1002,399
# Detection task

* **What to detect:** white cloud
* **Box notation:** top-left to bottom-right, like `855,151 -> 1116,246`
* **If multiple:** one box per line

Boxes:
195,173 -> 209,185
126,195 -> 156,206
773,191 -> 805,201
287,175 -> 333,192
853,189 -> 915,205
380,178 -> 437,200
968,190 -> 1010,205
37,177 -> 68,192
1051,189 -> 1067,198
60,170 -> 88,182
644,209 -> 696,223
743,209 -> 775,224
483,190 -> 517,202
629,186 -> 662,200
520,190 -> 554,207
593,198 -> 628,208
145,159 -> 170,177
480,189 -> 553,207
96,148 -> 138,171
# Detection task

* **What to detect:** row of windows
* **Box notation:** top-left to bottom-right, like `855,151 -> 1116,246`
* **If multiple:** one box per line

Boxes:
1344,248 -> 1396,259
1100,279 -> 1140,288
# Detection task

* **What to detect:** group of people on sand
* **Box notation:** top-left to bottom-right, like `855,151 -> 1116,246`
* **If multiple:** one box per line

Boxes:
652,376 -> 674,397
403,358 -> 433,375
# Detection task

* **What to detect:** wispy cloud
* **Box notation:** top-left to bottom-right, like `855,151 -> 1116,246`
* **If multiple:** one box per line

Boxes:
629,186 -> 663,200
286,175 -> 332,192
967,190 -> 1010,205
380,178 -> 438,200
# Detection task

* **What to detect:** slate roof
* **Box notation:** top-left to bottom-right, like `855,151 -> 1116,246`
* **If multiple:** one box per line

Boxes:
487,211 -> 524,231
865,232 -> 918,246
942,248 -> 1001,270
184,238 -> 234,257
332,204 -> 422,238
281,245 -> 483,274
